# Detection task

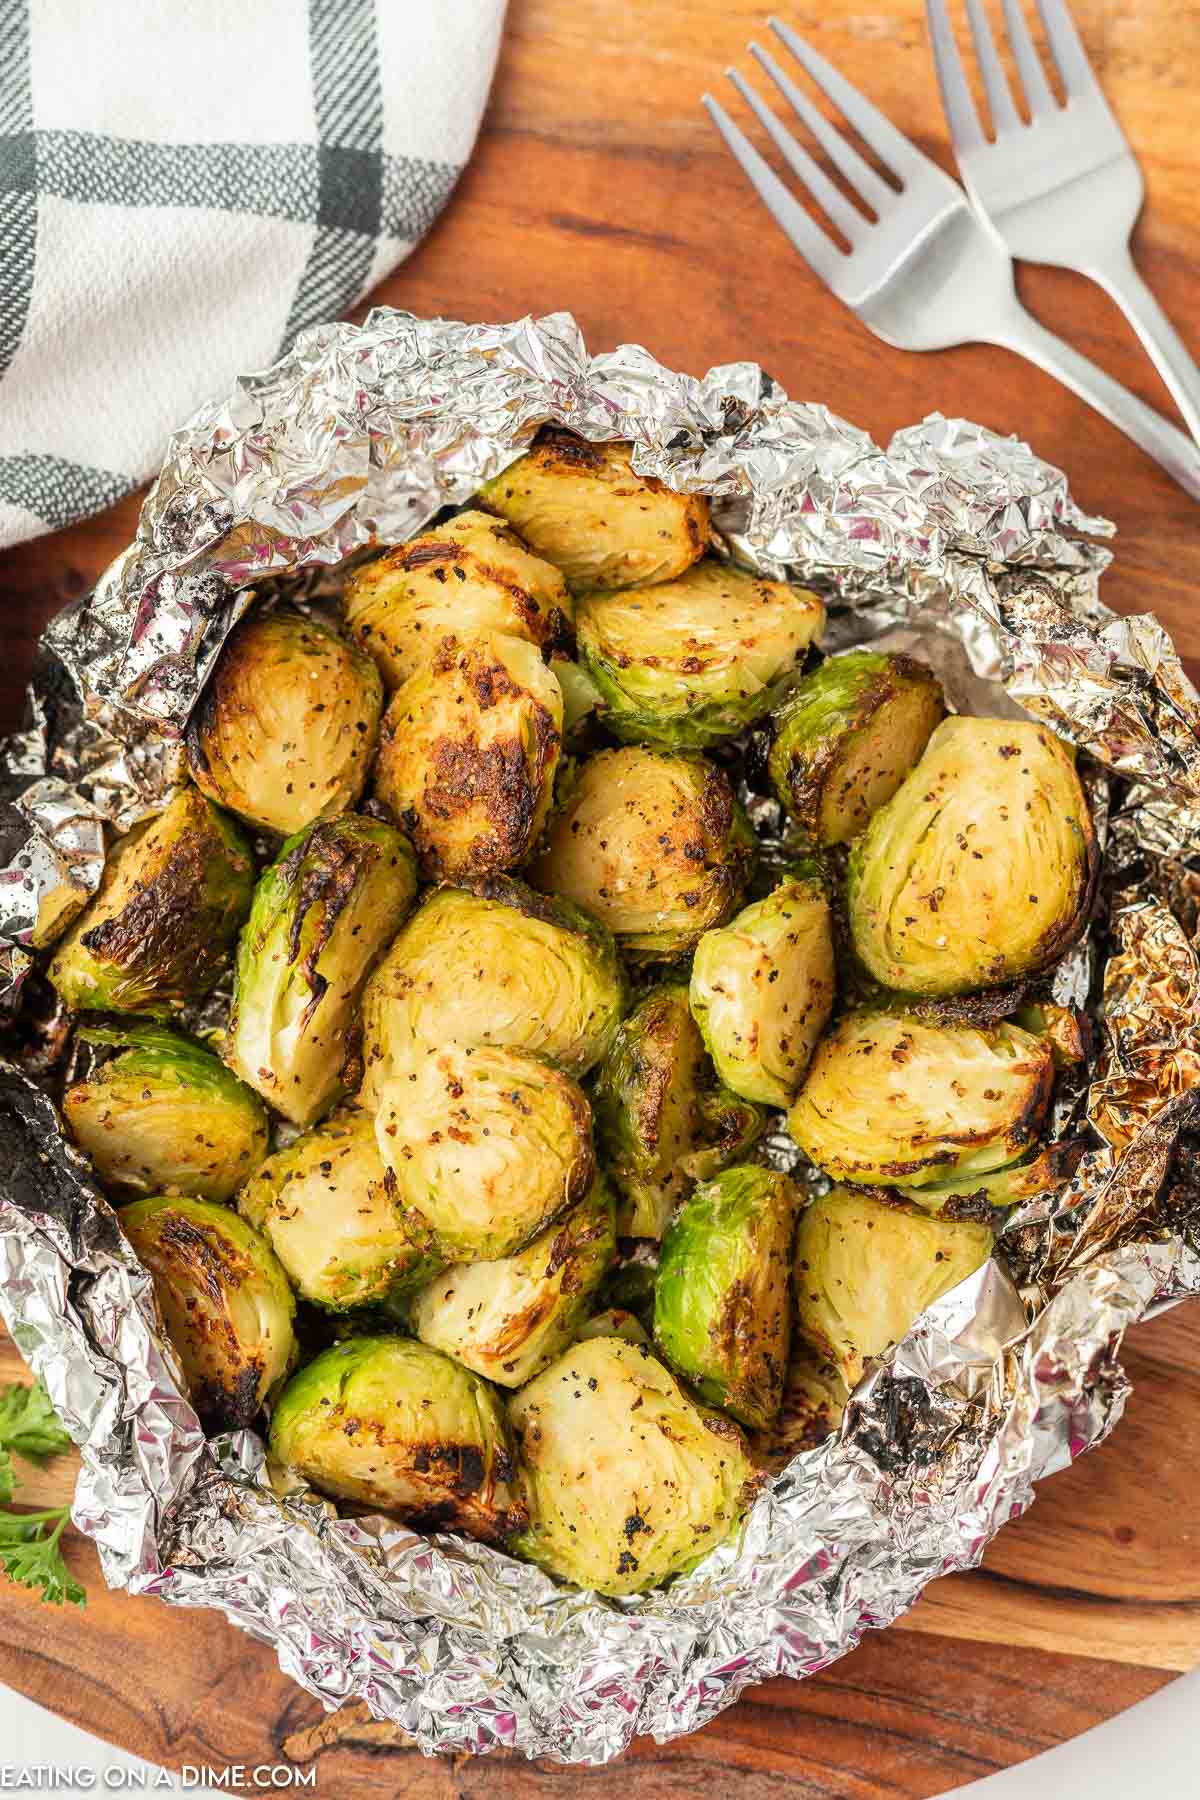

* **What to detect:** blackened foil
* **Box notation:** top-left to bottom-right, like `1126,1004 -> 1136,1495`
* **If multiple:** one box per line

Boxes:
1,311 -> 1199,1763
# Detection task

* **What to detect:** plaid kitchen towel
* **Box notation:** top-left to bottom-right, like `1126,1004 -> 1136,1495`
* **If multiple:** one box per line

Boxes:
0,0 -> 505,548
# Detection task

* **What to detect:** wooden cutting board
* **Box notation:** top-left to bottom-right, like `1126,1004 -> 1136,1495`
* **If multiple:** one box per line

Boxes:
2,2 -> 1199,1792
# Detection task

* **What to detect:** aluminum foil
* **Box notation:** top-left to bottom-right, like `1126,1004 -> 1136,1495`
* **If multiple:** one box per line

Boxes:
2,309 -> 1200,1765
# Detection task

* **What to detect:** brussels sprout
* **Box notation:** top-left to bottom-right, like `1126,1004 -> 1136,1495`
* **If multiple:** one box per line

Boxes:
596,1258 -> 658,1331
409,1178 -> 616,1387
848,717 -> 1098,995
508,1335 -> 759,1596
594,982 -> 767,1240
576,561 -> 824,749
787,1011 -> 1054,1190
654,1166 -> 797,1430
359,876 -> 626,1108
1013,1001 -> 1091,1068
899,1137 -> 1085,1217
374,1040 -> 595,1261
767,652 -> 945,846
477,430 -> 710,593
792,1188 -> 993,1388
121,1196 -> 296,1430
576,1307 -> 650,1346
187,609 -> 383,837
750,1347 -> 847,1471
225,814 -> 416,1127
551,654 -> 604,744
373,630 -> 562,880
689,872 -> 835,1108
63,1023 -> 268,1202
529,747 -> 755,962
237,1110 -> 441,1310
269,1335 -> 528,1542
48,786 -> 254,1016
342,509 -> 574,690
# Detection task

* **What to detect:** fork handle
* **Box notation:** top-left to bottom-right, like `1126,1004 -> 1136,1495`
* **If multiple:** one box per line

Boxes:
1084,244 -> 1200,449
987,303 -> 1200,502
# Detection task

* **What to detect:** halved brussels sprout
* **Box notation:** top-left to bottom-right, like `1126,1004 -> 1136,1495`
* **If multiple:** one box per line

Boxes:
848,717 -> 1098,995
374,1041 -> 594,1261
576,561 -> 825,749
508,1335 -> 759,1597
121,1196 -> 296,1430
187,609 -> 383,837
899,1137 -> 1085,1218
342,509 -> 573,690
48,786 -> 254,1016
689,871 -> 835,1108
63,1023 -> 268,1202
787,1011 -> 1054,1189
792,1188 -> 993,1388
269,1335 -> 528,1543
767,652 -> 945,846
225,814 -> 416,1127
409,1177 -> 615,1387
750,1347 -> 847,1471
576,1307 -> 650,1346
654,1166 -> 797,1430
237,1110 -> 441,1310
594,982 -> 767,1240
477,431 -> 710,592
359,876 -> 626,1107
529,747 -> 755,962
373,630 -> 562,880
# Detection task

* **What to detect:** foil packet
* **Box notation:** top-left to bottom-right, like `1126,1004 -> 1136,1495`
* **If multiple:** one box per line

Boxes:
1,310 -> 1199,1765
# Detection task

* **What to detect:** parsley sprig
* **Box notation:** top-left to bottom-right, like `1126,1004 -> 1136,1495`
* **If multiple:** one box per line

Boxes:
0,1378 -> 85,1607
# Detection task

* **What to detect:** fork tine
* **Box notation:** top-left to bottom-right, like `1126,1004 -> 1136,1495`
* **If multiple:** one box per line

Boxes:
1001,0 -> 1057,116
726,67 -> 867,242
963,0 -> 1022,133
703,94 -> 843,286
1034,0 -> 1101,100
750,42 -> 894,211
767,18 -> 929,182
924,0 -> 985,151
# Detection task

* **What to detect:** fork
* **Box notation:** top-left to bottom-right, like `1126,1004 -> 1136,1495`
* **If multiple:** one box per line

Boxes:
927,0 -> 1200,445
703,19 -> 1200,500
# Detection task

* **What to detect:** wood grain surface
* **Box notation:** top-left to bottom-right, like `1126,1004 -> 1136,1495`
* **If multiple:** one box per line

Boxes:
2,1 -> 1199,1793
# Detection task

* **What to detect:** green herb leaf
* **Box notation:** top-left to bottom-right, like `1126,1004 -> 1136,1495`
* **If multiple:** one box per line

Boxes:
0,1379 -> 73,1462
0,1448 -> 12,1507
0,1508 -> 85,1607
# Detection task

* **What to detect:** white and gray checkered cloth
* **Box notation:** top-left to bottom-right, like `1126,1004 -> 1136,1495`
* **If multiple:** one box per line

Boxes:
0,0 -> 505,548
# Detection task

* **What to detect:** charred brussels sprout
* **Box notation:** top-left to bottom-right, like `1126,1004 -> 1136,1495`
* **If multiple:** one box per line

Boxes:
187,609 -> 383,837
750,1347 -> 847,1471
690,871 -> 835,1107
899,1137 -> 1085,1217
577,561 -> 824,750
226,815 -> 416,1127
373,631 -> 562,880
48,786 -> 253,1016
374,1040 -> 595,1261
529,747 -> 755,962
792,1189 -> 992,1387
121,1196 -> 296,1430
342,509 -> 573,689
477,430 -> 709,592
237,1110 -> 441,1310
409,1178 -> 616,1387
508,1335 -> 759,1596
63,1024 -> 268,1201
594,983 -> 766,1240
359,876 -> 626,1107
787,1011 -> 1053,1190
576,1307 -> 650,1346
269,1335 -> 528,1543
654,1166 -> 797,1430
768,652 -> 945,846
848,717 -> 1097,994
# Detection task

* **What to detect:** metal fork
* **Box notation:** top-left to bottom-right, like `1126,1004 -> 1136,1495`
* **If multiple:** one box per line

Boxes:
927,0 -> 1200,445
704,19 -> 1200,500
